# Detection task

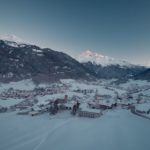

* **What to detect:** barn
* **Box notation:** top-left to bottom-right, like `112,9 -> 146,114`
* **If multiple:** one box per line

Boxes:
79,103 -> 101,118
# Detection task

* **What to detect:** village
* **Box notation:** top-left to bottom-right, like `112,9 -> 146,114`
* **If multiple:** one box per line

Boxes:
0,79 -> 150,120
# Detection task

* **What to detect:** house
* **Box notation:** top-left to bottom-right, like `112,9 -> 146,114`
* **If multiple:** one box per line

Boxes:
62,103 -> 73,110
135,103 -> 150,114
17,110 -> 30,115
30,111 -> 41,116
50,99 -> 73,115
99,104 -> 112,109
55,95 -> 68,104
88,100 -> 115,110
49,96 -> 68,114
78,103 -> 101,118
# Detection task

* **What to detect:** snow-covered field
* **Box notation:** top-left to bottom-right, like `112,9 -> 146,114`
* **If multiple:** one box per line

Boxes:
0,98 -> 23,107
0,79 -> 150,150
0,109 -> 150,150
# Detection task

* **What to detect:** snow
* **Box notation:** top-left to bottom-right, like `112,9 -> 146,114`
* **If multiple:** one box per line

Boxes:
62,80 -> 115,96
0,79 -> 36,92
119,79 -> 150,90
0,78 -> 150,149
32,49 -> 43,53
136,103 -> 150,112
5,41 -> 19,47
142,89 -> 150,96
0,78 -> 149,111
19,44 -> 27,47
0,34 -> 32,47
32,49 -> 43,57
0,109 -> 150,150
0,34 -> 24,43
60,79 -> 75,84
80,103 -> 100,113
37,53 -> 43,56
78,50 -> 132,67
100,99 -> 116,106
36,91 -> 82,106
0,98 -> 23,107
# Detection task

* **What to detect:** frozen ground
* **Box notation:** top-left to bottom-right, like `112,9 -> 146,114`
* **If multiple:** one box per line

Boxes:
0,79 -> 36,92
0,109 -> 150,150
0,79 -> 150,150
0,98 -> 23,107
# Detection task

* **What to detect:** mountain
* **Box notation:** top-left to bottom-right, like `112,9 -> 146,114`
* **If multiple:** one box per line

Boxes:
78,50 -> 146,80
0,37 -> 147,83
78,50 -> 132,67
0,39 -> 95,83
134,68 -> 150,81
0,34 -> 24,43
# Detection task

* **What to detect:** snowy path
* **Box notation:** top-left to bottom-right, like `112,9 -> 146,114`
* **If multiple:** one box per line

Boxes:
0,110 -> 150,150
33,118 -> 74,150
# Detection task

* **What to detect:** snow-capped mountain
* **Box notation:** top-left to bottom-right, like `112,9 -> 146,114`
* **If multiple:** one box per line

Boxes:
0,36 -> 147,82
78,50 -> 146,80
78,50 -> 132,67
0,34 -> 28,48
0,34 -> 24,43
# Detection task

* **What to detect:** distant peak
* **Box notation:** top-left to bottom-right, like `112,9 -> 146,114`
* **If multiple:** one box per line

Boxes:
83,50 -> 106,58
78,50 -> 131,67
0,34 -> 24,43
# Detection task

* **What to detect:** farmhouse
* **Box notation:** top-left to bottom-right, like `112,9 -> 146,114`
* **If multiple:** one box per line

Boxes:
79,103 -> 101,118
55,95 -> 68,104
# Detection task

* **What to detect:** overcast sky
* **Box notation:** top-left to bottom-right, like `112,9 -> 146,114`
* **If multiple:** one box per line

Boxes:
0,0 -> 150,66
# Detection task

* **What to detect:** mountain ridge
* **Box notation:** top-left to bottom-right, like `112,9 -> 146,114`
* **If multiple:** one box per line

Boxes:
78,50 -> 133,67
0,38 -> 147,83
0,39 -> 95,83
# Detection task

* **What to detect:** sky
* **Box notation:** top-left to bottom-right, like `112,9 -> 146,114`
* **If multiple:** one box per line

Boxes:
0,0 -> 150,66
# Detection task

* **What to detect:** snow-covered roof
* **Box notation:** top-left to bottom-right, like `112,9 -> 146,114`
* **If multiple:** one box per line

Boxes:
99,101 -> 113,107
136,103 -> 150,112
65,102 -> 74,107
80,103 -> 100,113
